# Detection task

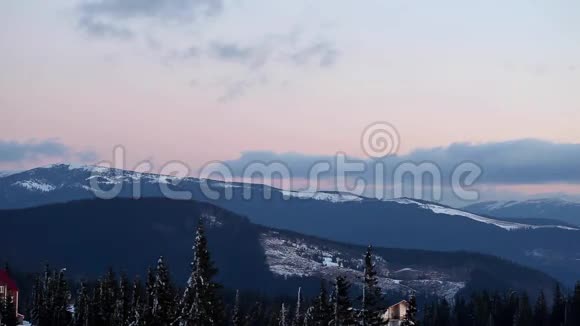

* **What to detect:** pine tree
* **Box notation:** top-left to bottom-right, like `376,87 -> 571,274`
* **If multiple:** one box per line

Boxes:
74,281 -> 90,326
453,296 -> 470,326
360,246 -> 384,325
402,294 -> 417,326
98,276 -> 107,325
140,267 -> 156,325
534,291 -> 549,326
52,268 -> 72,326
93,268 -> 118,326
515,293 -> 533,326
293,287 -> 303,326
41,264 -> 55,326
331,276 -> 355,326
436,298 -> 450,326
569,282 -> 580,326
2,294 -> 18,326
179,222 -> 223,325
152,256 -> 176,325
127,278 -> 146,326
232,290 -> 242,326
550,284 -> 566,326
113,273 -> 132,326
30,275 -> 45,325
279,303 -> 289,326
311,281 -> 332,326
303,306 -> 315,326
245,301 -> 264,326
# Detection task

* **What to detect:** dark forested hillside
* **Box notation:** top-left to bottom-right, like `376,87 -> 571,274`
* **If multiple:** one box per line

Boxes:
0,198 -> 559,301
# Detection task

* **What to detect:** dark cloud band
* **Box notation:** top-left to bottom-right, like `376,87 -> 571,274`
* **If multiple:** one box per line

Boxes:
219,139 -> 580,185
0,139 -> 98,164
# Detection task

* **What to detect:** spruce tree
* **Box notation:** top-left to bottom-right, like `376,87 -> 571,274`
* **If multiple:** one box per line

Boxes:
113,273 -> 132,326
152,256 -> 176,325
180,222 -> 223,325
453,296 -> 470,326
331,276 -> 355,326
129,277 -> 144,324
402,294 -> 417,326
436,298 -> 450,326
550,284 -> 566,326
422,302 -> 435,326
569,282 -> 580,326
515,293 -> 533,326
74,281 -> 90,326
232,290 -> 242,326
279,303 -> 289,326
138,267 -> 154,325
311,281 -> 331,326
42,265 -> 55,326
3,294 -> 18,326
360,246 -> 383,325
534,291 -> 549,326
52,268 -> 72,326
30,275 -> 45,325
93,268 -> 118,326
293,287 -> 303,326
303,306 -> 315,326
245,301 -> 264,326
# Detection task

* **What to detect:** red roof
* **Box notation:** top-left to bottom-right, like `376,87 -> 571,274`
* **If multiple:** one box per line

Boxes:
0,270 -> 18,291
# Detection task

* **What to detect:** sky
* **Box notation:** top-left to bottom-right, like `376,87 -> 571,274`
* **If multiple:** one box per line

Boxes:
1,0 -> 580,204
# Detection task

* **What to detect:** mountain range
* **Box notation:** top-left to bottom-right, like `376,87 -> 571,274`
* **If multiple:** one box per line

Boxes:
1,164 -> 579,286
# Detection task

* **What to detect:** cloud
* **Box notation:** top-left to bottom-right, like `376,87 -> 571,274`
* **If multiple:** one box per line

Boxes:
209,36 -> 339,100
79,0 -> 222,20
291,41 -> 339,67
211,43 -> 255,62
219,139 -> 580,185
77,0 -> 223,38
78,16 -> 133,40
218,77 -> 267,102
76,1 -> 339,100
209,37 -> 339,70
0,139 -> 98,165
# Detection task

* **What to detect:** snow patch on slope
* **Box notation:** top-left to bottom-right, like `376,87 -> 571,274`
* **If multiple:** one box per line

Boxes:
13,180 -> 56,192
260,231 -> 464,300
0,171 -> 19,178
389,199 -> 578,231
280,190 -> 363,203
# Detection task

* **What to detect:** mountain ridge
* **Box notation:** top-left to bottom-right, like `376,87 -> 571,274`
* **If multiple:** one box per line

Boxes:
2,164 -> 580,285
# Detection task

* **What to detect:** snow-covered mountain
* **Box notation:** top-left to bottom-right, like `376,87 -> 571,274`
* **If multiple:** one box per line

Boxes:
464,198 -> 580,227
0,198 -> 558,300
1,164 -> 580,285
0,164 -> 574,231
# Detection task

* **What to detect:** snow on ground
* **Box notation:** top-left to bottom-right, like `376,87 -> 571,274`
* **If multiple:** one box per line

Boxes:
0,170 -> 19,178
482,200 -> 519,211
260,231 -> 464,300
13,180 -> 56,192
202,214 -> 223,228
390,198 -> 579,231
280,190 -> 363,203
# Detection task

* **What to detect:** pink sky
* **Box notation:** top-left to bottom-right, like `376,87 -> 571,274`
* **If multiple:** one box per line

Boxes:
1,0 -> 580,202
